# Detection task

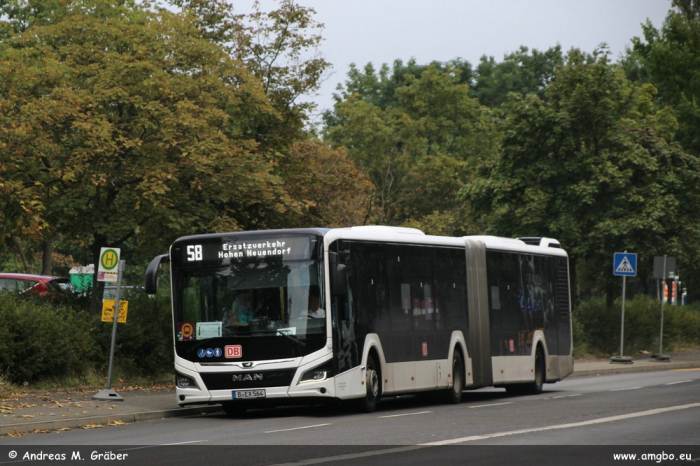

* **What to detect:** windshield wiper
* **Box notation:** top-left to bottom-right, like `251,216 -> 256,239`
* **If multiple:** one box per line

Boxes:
277,330 -> 306,347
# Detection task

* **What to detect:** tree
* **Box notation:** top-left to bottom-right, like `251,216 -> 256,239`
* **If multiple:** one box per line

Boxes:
631,0 -> 700,155
280,139 -> 375,227
170,0 -> 330,151
0,0 -> 297,312
463,48 -> 700,304
472,45 -> 563,108
325,63 -> 497,235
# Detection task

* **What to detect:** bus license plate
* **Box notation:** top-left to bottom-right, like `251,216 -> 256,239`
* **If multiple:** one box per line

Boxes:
232,389 -> 266,399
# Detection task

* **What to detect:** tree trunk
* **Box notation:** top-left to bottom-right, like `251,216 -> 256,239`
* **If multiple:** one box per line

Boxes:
41,237 -> 53,276
13,236 -> 30,273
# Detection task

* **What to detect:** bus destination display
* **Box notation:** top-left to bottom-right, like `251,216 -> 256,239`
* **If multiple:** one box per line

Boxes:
179,236 -> 312,264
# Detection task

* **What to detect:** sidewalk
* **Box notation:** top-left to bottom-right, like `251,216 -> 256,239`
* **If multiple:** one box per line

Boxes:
2,350 -> 699,436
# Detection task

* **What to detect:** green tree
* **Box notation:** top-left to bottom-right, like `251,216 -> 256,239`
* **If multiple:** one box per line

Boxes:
325,63 -> 497,235
463,48 -> 700,304
631,0 -> 700,155
0,0 -> 299,312
472,45 -> 563,108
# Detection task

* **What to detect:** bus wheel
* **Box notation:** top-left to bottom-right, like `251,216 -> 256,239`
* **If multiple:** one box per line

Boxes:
443,350 -> 463,404
222,402 -> 247,418
357,354 -> 380,413
505,347 -> 545,395
529,347 -> 545,394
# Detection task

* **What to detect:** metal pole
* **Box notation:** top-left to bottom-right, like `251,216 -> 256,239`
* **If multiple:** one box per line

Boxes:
620,274 -> 626,357
105,260 -> 124,389
659,255 -> 667,355
93,260 -> 125,401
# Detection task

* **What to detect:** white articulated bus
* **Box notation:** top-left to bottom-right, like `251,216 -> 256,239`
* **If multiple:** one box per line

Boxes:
145,226 -> 573,415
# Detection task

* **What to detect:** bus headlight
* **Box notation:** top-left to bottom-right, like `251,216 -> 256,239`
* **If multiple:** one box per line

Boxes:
299,360 -> 333,384
176,373 -> 198,389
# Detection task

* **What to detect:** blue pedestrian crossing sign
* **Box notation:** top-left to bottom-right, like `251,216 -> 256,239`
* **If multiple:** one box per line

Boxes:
613,252 -> 637,276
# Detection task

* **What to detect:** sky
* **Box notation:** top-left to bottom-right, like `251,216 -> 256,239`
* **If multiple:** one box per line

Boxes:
234,0 -> 673,121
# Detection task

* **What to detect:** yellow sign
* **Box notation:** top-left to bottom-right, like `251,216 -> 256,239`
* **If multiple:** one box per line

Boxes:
98,247 -> 121,282
101,300 -> 128,323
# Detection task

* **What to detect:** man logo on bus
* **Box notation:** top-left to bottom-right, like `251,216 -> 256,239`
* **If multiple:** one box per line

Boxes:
226,345 -> 242,358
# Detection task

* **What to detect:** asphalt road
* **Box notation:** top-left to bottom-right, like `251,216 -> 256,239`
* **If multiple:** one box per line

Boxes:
2,370 -> 698,465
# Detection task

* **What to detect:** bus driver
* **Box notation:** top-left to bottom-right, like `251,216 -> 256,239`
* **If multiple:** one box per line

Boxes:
224,289 -> 254,329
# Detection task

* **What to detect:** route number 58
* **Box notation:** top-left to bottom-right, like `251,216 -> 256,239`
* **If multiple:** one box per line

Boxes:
187,245 -> 203,261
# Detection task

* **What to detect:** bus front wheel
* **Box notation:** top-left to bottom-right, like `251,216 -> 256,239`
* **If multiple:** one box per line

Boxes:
356,354 -> 381,413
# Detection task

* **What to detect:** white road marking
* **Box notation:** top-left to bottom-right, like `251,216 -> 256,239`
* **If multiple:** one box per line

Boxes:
265,423 -> 331,434
378,411 -> 432,418
552,394 -> 582,399
422,402 -> 700,445
271,446 -> 427,466
266,403 -> 700,464
468,402 -> 514,409
610,386 -> 642,391
666,380 -> 692,385
117,440 -> 208,451
162,440 -> 209,445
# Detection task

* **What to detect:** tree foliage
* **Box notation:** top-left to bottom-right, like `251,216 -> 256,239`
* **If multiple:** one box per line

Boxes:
463,48 -> 700,302
325,62 -> 497,235
0,0 -> 336,312
472,45 -> 563,108
631,0 -> 700,155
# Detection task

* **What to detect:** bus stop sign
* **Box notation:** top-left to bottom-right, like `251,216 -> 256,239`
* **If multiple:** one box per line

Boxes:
613,252 -> 637,277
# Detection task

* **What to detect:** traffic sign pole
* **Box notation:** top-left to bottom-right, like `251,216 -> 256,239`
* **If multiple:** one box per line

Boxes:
611,251 -> 636,364
93,259 -> 125,401
620,274 -> 626,358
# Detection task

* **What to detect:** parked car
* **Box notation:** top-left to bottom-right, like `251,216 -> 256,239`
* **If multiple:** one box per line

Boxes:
0,273 -> 75,296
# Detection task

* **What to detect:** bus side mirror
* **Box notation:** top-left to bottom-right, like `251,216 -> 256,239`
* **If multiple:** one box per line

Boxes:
145,254 -> 169,295
329,251 -> 347,297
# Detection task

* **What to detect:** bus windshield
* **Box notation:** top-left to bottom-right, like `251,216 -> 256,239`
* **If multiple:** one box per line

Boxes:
174,260 -> 326,342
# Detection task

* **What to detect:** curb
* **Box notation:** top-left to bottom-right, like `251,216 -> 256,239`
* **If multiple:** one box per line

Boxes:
1,405 -> 222,436
570,361 -> 700,378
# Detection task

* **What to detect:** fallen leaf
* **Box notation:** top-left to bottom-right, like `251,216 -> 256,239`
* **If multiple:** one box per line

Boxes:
80,422 -> 103,429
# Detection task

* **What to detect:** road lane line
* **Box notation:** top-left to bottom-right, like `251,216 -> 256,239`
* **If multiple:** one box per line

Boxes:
271,446 -> 426,465
665,380 -> 693,385
117,441 -> 208,451
270,403 -> 700,464
468,402 -> 514,409
378,411 -> 432,418
422,402 -> 700,445
610,386 -> 642,391
265,423 -> 331,434
552,394 -> 582,399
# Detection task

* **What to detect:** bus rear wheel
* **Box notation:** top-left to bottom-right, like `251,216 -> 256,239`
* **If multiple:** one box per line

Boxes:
356,354 -> 380,413
442,350 -> 463,404
506,347 -> 545,395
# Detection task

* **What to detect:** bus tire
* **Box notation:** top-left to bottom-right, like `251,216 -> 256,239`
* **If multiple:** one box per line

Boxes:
442,350 -> 463,404
356,354 -> 381,413
528,347 -> 545,395
505,347 -> 545,395
222,402 -> 247,418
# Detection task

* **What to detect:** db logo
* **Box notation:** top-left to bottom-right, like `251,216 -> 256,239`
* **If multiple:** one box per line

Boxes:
225,345 -> 242,358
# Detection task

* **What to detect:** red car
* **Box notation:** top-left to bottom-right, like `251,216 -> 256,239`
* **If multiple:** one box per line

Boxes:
0,273 -> 74,296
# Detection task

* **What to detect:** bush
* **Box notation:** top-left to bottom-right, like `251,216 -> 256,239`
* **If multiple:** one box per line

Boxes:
0,293 -> 94,384
574,295 -> 700,357
0,289 -> 173,385
89,291 -> 173,377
